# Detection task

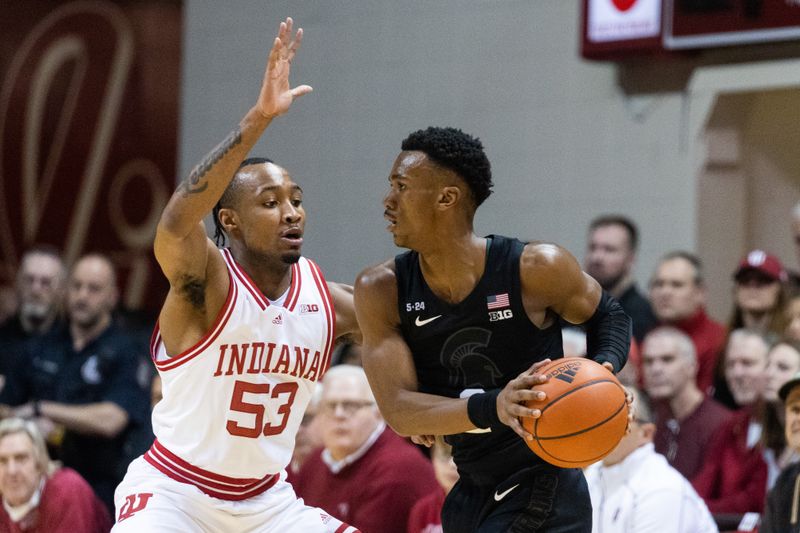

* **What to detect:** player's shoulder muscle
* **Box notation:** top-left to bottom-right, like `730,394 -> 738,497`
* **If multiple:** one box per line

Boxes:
355,259 -> 399,329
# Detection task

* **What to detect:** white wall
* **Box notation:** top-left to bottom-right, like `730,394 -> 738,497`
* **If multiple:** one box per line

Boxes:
181,1 -> 800,315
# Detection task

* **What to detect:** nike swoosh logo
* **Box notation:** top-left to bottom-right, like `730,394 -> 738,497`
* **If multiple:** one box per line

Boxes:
415,315 -> 442,327
494,484 -> 520,502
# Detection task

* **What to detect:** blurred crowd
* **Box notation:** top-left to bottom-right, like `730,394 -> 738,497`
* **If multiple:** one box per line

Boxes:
3,206 -> 800,532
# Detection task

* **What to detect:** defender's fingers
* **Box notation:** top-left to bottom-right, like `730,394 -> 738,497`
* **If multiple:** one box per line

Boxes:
291,27 -> 304,51
267,37 -> 282,70
278,20 -> 289,42
286,28 -> 303,62
290,85 -> 313,99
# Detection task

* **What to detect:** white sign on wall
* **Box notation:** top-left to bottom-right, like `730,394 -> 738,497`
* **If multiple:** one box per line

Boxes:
588,0 -> 662,42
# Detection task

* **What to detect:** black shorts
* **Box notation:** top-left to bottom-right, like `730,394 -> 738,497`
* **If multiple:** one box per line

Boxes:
441,464 -> 592,533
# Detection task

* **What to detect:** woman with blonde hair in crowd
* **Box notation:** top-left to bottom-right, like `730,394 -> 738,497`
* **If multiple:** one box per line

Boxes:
0,417 -> 111,532
762,340 -> 800,488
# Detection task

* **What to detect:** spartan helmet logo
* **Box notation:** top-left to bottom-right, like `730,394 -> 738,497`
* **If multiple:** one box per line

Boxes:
441,327 -> 502,388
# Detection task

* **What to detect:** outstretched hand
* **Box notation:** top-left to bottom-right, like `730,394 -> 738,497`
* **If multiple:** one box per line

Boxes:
496,358 -> 552,441
257,17 -> 313,119
600,360 -> 635,432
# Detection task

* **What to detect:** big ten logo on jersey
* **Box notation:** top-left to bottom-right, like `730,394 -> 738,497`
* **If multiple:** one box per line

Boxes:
406,301 -> 426,312
118,493 -> 153,522
300,303 -> 319,314
488,309 -> 513,322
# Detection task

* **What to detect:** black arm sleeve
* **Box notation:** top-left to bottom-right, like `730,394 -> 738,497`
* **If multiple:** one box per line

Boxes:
582,291 -> 631,373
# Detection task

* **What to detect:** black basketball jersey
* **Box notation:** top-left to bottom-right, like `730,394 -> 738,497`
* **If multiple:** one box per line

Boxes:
395,235 -> 564,485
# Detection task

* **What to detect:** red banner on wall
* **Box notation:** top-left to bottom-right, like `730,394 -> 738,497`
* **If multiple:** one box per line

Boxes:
665,0 -> 800,49
0,0 -> 182,312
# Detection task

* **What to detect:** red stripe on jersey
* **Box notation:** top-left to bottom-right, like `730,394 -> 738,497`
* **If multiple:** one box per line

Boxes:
144,440 -> 278,500
144,452 -> 277,501
334,525 -> 361,533
307,259 -> 335,378
151,439 -> 261,484
222,248 -> 269,310
153,278 -> 238,372
148,327 -> 161,363
285,262 -> 302,311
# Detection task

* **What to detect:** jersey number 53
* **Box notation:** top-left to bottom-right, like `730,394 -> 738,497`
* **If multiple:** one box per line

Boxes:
226,380 -> 298,438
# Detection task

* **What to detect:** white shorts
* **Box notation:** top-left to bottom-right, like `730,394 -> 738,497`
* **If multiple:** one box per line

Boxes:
112,457 -> 359,533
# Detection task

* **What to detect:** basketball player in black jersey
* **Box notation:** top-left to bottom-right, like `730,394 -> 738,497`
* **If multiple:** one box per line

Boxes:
354,127 -> 631,532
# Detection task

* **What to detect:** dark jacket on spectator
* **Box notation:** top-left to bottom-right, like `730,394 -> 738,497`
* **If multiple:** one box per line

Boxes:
761,461 -> 800,533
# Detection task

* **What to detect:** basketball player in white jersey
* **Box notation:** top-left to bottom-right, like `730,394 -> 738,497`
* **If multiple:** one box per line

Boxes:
112,18 -> 361,532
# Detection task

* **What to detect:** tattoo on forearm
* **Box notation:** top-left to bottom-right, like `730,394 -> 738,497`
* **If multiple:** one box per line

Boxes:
179,128 -> 243,196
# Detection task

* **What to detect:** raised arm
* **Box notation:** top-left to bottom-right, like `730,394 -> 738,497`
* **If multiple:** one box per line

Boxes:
154,18 -> 312,352
355,261 -> 487,436
519,243 -> 631,372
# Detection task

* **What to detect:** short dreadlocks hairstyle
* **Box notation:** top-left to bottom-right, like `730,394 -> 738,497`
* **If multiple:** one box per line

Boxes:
212,157 -> 273,246
401,127 -> 493,206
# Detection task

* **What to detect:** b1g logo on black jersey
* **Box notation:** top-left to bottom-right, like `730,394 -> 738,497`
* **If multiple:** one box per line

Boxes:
488,309 -> 513,322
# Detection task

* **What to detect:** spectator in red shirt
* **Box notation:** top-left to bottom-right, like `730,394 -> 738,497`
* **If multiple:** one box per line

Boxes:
642,326 -> 732,479
0,417 -> 111,532
649,251 -> 726,395
692,329 -> 770,516
293,365 -> 438,533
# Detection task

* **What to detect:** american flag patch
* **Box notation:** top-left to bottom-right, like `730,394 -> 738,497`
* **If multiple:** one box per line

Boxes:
486,293 -> 510,310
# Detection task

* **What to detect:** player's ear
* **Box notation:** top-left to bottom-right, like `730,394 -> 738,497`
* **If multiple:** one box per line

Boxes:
218,208 -> 240,236
438,186 -> 461,209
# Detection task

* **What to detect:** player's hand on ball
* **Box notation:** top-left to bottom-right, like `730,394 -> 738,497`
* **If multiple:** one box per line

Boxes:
411,435 -> 434,447
599,361 -> 635,432
624,388 -> 635,434
496,358 -> 551,441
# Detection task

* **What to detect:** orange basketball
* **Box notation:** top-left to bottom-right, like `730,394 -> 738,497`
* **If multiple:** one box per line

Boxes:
521,357 -> 628,468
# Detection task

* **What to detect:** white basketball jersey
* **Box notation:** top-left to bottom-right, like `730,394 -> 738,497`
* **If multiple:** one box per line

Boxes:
145,249 -> 335,500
